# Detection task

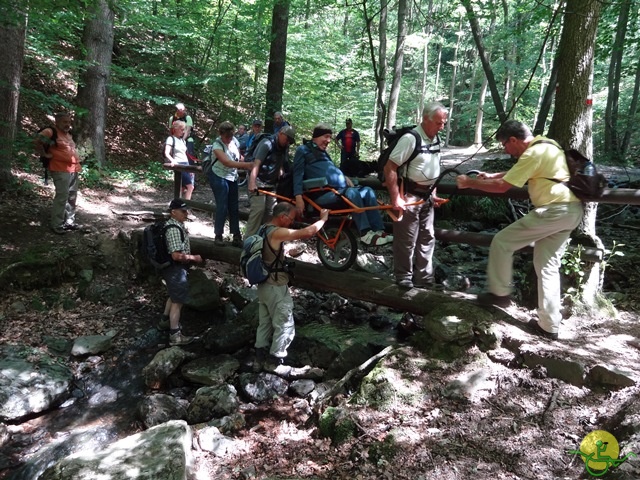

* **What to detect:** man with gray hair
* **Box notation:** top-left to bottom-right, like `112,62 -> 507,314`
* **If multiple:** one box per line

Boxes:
384,102 -> 449,289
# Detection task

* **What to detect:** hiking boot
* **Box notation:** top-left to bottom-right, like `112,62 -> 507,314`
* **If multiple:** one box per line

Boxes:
232,235 -> 243,248
263,356 -> 292,376
375,231 -> 393,243
51,226 -> 66,235
63,223 -> 81,231
527,319 -> 559,340
477,292 -> 512,308
169,331 -> 195,346
214,236 -> 225,246
396,279 -> 414,289
157,315 -> 170,331
360,230 -> 389,247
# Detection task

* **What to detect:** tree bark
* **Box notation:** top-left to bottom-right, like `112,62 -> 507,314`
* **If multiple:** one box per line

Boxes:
604,0 -> 631,161
460,0 -> 507,123
444,15 -> 463,147
548,0 -> 603,304
75,0 -> 115,167
0,0 -> 26,190
265,0 -> 290,132
386,0 -> 409,129
363,0 -> 387,146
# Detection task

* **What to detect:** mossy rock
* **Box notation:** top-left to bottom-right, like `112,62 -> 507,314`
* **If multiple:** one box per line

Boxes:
318,406 -> 356,445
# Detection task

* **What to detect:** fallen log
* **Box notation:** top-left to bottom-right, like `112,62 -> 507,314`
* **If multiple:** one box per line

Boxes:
188,236 -> 476,317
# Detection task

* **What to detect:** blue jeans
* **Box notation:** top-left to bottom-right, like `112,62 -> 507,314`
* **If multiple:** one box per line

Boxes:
208,171 -> 240,237
315,186 -> 384,234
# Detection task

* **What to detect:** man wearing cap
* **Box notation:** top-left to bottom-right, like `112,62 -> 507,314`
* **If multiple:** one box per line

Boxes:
169,103 -> 195,156
159,199 -> 203,346
246,119 -> 263,151
246,126 -> 296,237
292,123 -> 392,247
335,118 -> 361,176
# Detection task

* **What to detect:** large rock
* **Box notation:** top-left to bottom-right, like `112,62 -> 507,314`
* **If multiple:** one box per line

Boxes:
137,393 -> 188,428
142,347 -> 194,389
186,384 -> 239,424
0,346 -> 73,421
181,354 -> 240,385
39,420 -> 193,480
186,269 -> 221,311
71,333 -> 115,356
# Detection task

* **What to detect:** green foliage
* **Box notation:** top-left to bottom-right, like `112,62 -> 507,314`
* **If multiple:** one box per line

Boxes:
561,242 -> 586,298
318,407 -> 356,445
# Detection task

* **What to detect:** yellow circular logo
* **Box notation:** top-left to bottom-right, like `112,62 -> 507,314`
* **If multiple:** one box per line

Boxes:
578,430 -> 620,473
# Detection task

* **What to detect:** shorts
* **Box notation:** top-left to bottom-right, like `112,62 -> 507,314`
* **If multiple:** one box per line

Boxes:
181,171 -> 195,187
161,263 -> 189,304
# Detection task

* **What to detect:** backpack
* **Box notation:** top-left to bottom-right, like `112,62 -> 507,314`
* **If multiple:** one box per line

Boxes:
141,221 -> 185,270
536,140 -> 608,201
240,224 -> 284,285
37,127 -> 57,183
201,144 -> 215,176
377,126 -> 422,184
162,136 -> 176,163
244,133 -> 285,182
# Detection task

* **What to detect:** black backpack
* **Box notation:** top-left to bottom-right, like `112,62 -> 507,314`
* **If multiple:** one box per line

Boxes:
536,140 -> 608,201
377,126 -> 422,184
37,127 -> 58,184
141,221 -> 185,270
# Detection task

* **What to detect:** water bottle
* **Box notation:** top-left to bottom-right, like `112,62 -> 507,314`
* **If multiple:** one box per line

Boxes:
582,162 -> 595,176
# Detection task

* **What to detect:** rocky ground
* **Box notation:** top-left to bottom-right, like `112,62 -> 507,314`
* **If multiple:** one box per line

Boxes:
1,149 -> 640,479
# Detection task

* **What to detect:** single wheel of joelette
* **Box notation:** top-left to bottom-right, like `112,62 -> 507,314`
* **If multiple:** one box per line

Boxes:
316,225 -> 358,271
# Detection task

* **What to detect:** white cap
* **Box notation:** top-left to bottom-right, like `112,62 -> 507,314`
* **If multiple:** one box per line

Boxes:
175,103 -> 186,110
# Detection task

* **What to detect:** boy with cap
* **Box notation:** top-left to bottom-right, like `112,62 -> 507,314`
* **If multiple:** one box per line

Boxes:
159,198 -> 203,346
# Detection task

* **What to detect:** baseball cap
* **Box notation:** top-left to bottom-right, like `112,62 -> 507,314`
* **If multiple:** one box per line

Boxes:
168,198 -> 188,211
252,118 -> 263,126
175,103 -> 186,110
279,125 -> 296,144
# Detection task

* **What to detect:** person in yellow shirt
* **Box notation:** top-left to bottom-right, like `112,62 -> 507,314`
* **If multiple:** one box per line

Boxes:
456,120 -> 584,340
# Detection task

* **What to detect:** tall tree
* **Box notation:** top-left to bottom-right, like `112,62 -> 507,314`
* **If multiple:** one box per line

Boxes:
0,0 -> 26,189
265,0 -> 290,132
386,0 -> 409,129
363,0 -> 388,145
548,0 -> 603,301
603,0 -> 631,162
75,0 -> 115,167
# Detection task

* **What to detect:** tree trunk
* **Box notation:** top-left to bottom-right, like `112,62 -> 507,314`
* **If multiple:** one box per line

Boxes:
533,39 -> 558,135
0,0 -> 26,190
386,0 -> 409,129
621,54 -> 640,156
603,0 -> 630,161
444,16 -> 463,147
265,0 -> 290,133
75,0 -> 115,168
363,0 -> 387,146
548,0 -> 603,304
461,0 -> 507,123
474,76 -> 488,146
418,0 -> 434,119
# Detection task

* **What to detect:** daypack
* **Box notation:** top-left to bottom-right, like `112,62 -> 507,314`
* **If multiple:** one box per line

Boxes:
377,126 -> 422,184
536,140 -> 607,201
244,133 -> 287,183
240,224 -> 284,285
201,144 -> 215,176
162,136 -> 176,163
141,221 -> 185,270
37,126 -> 58,183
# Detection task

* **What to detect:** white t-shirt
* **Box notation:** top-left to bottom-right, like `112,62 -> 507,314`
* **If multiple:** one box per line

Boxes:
388,124 -> 441,185
165,136 -> 188,164
212,138 -> 241,181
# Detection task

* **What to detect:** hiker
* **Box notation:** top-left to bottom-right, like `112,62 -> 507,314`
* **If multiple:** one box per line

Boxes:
384,102 -> 448,290
456,119 -> 583,340
158,199 -> 204,346
254,202 -> 329,372
169,103 -> 195,156
246,119 -> 264,151
35,112 -> 82,235
207,121 -> 254,246
164,120 -> 194,201
273,111 -> 290,135
292,123 -> 392,247
335,118 -> 364,177
245,126 -> 296,237
235,124 -> 249,156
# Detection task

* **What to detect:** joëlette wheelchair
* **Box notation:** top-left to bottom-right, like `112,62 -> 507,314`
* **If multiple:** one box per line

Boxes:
255,177 -> 429,272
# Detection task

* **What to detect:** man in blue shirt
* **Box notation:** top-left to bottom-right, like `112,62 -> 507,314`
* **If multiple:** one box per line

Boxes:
292,123 -> 392,247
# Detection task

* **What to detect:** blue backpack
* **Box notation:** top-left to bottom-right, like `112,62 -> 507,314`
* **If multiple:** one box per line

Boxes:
240,225 -> 284,285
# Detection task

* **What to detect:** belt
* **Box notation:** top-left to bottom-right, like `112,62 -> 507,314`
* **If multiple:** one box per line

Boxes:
404,180 -> 434,197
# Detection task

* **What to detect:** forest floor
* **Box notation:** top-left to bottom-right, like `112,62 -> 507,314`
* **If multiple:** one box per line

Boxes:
2,148 -> 640,479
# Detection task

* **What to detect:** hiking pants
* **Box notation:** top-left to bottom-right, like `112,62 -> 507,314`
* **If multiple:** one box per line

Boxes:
50,171 -> 79,228
255,283 -> 294,359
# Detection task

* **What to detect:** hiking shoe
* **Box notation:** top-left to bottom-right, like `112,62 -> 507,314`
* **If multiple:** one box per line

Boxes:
63,223 -> 81,231
253,348 -> 267,373
477,292 -> 512,308
51,226 -> 66,235
214,236 -> 225,246
360,230 -> 389,247
157,315 -> 170,331
263,356 -> 292,376
397,279 -> 414,289
527,319 -> 559,340
232,235 -> 243,248
169,331 -> 195,346
375,231 -> 393,243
